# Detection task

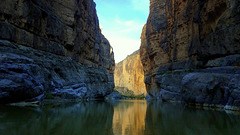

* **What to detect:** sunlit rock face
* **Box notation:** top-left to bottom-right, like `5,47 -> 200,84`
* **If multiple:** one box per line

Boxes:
140,0 -> 240,109
0,0 -> 115,103
114,50 -> 146,96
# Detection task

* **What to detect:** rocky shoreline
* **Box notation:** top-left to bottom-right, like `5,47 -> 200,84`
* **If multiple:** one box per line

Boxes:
0,40 -> 114,103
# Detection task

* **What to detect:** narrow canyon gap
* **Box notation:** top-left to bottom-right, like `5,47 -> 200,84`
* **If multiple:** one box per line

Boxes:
0,0 -> 239,112
94,0 -> 149,98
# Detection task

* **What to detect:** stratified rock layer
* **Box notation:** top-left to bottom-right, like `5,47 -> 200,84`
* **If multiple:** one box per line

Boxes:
140,0 -> 240,110
114,50 -> 146,96
0,0 -> 115,103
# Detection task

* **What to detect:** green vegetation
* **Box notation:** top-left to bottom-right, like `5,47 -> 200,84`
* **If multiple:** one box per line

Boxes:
45,92 -> 55,99
158,68 -> 195,75
115,87 -> 145,99
159,71 -> 173,75
124,94 -> 145,99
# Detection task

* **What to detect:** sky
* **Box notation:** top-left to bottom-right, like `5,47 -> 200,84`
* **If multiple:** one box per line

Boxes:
94,0 -> 149,63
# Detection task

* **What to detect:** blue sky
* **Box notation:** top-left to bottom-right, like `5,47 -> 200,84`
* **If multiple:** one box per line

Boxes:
94,0 -> 149,63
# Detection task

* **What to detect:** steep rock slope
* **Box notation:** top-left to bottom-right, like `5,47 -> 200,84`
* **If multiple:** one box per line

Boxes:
141,0 -> 240,110
0,0 -> 115,103
114,50 -> 146,96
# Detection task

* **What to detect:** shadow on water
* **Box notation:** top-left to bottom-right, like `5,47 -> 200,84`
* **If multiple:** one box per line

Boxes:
0,100 -> 240,135
0,102 -> 114,135
145,101 -> 240,135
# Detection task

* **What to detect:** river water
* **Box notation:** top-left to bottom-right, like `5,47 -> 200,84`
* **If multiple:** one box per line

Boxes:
0,100 -> 240,135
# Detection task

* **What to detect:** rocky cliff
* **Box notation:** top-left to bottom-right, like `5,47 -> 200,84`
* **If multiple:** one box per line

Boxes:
0,0 -> 115,103
141,0 -> 240,110
114,50 -> 146,97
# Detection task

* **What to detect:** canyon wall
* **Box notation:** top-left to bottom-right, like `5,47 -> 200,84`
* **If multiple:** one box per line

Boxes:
141,0 -> 240,110
114,50 -> 146,96
0,0 -> 115,103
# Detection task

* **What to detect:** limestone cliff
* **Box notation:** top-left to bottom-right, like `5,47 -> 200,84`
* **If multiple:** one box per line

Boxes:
141,0 -> 240,110
0,0 -> 115,103
114,50 -> 146,96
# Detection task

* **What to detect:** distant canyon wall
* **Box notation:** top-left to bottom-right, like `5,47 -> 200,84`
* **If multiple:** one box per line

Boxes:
141,0 -> 240,110
0,0 -> 115,103
114,50 -> 146,96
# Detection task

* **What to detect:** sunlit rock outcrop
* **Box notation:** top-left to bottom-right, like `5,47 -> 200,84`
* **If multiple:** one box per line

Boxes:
0,0 -> 115,103
114,50 -> 146,97
140,0 -> 240,110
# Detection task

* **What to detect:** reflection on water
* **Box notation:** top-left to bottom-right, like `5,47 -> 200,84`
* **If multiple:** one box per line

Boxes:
0,100 -> 240,135
0,102 -> 114,135
112,100 -> 147,135
145,101 -> 240,135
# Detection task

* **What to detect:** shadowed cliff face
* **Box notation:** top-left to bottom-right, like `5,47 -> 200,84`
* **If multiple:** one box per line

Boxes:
141,0 -> 240,76
0,0 -> 115,103
140,0 -> 240,109
0,0 -> 115,70
114,50 -> 146,96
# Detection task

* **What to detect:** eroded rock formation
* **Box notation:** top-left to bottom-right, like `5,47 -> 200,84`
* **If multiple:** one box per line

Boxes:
141,0 -> 240,110
0,0 -> 115,103
114,50 -> 146,97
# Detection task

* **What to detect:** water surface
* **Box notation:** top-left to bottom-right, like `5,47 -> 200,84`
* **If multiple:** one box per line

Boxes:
0,100 -> 240,135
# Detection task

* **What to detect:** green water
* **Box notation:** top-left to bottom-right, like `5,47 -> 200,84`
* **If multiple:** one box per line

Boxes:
0,100 -> 240,135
